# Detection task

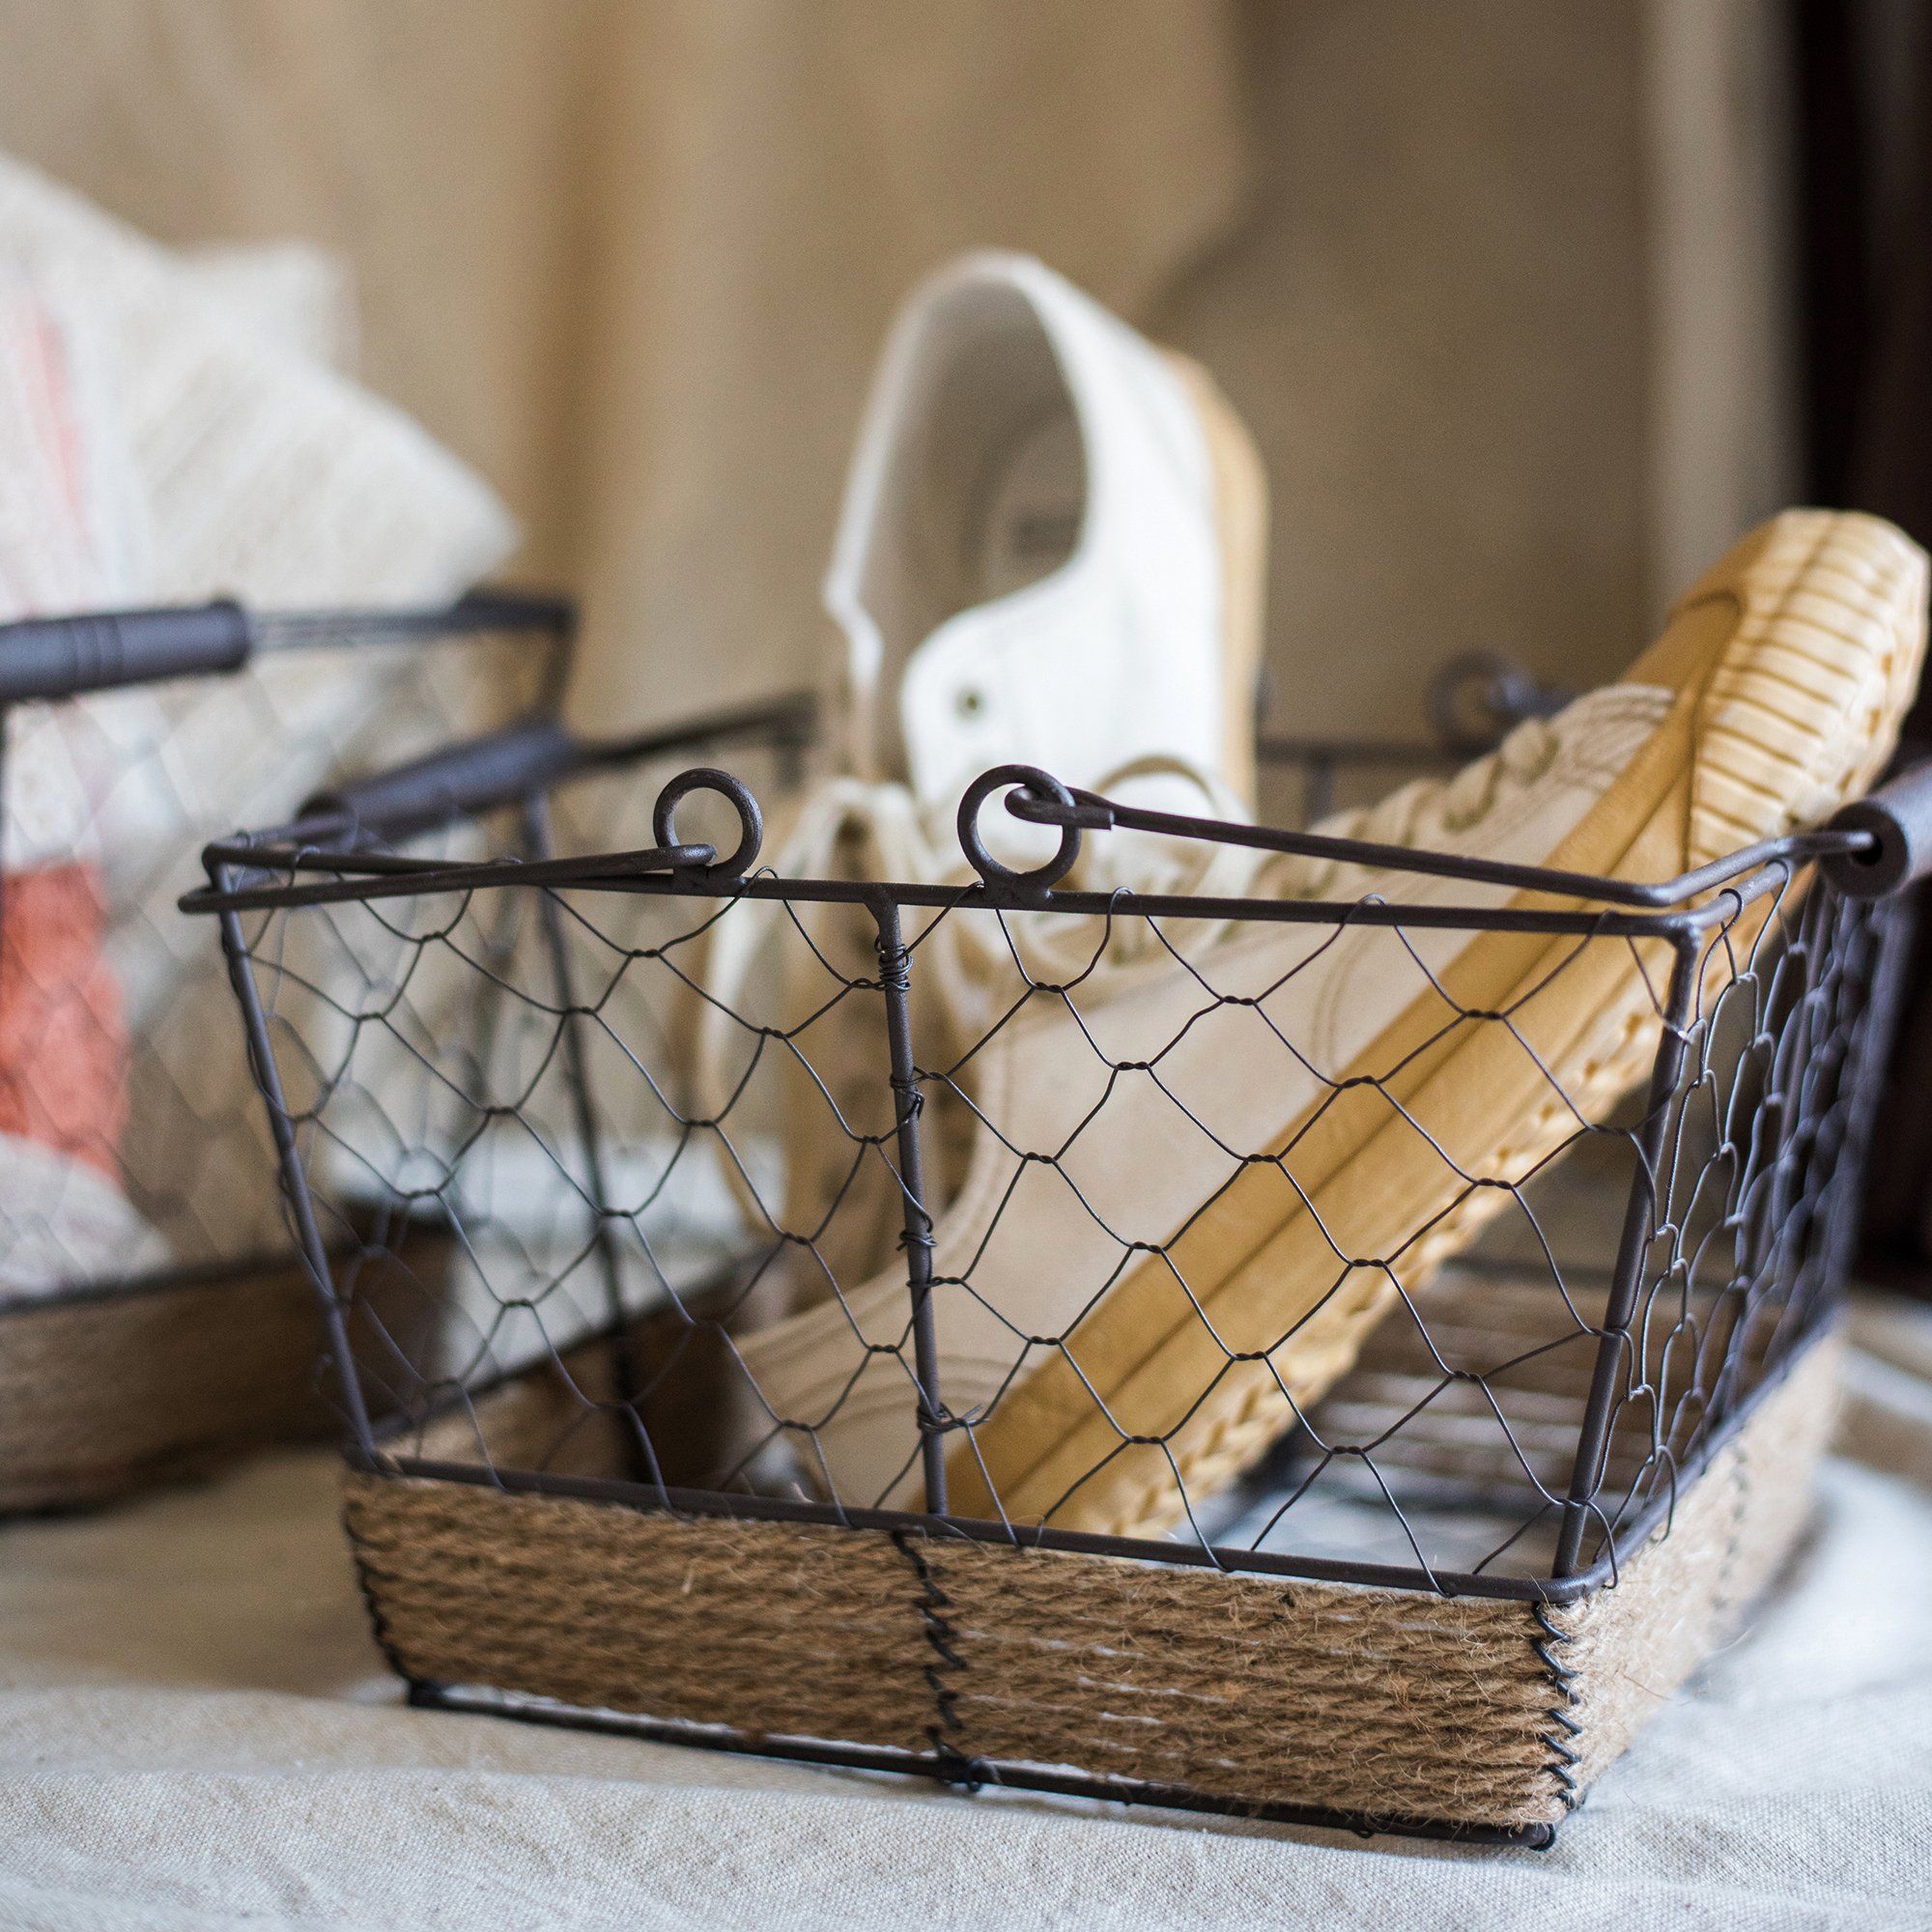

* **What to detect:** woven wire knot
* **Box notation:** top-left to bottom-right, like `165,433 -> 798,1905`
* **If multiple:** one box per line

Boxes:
873,941 -> 914,996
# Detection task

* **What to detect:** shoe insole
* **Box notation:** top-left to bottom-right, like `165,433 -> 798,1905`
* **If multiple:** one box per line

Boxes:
969,412 -> 1084,606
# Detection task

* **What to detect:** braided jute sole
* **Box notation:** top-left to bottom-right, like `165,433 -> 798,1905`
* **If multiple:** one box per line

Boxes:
946,510 -> 1924,1541
345,1329 -> 1834,1839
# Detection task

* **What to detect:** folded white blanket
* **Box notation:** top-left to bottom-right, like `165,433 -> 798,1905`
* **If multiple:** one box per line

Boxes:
1,156 -> 521,884
173,242 -> 358,372
0,1129 -> 168,1299
0,156 -> 524,1296
0,152 -> 513,609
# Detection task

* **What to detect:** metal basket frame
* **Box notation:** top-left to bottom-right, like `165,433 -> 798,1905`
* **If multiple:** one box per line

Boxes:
0,591 -> 578,1298
184,690 -> 1928,1841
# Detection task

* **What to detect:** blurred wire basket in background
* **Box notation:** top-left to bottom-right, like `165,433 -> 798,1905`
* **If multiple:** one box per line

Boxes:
0,594 -> 574,1508
185,662 -> 1918,1844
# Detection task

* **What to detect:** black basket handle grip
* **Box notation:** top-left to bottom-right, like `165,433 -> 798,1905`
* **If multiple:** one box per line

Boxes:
303,718 -> 580,838
296,691 -> 816,844
0,601 -> 253,704
299,696 -> 815,846
1825,758 -> 1932,898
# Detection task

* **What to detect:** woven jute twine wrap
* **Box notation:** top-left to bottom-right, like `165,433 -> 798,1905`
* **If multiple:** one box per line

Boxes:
345,1335 -> 1835,1833
0,1262 -> 329,1512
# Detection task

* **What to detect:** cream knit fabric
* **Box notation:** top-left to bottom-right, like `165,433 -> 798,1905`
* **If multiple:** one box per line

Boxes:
0,151 -> 512,609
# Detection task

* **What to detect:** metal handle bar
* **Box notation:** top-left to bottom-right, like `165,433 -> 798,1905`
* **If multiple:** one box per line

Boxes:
0,603 -> 254,704
290,692 -> 813,846
980,761 -> 1923,910
0,588 -> 575,707
1821,756 -> 1932,898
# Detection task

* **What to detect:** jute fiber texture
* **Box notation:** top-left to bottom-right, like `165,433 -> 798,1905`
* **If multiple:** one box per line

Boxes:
344,1334 -> 1835,1833
0,1260 -> 326,1512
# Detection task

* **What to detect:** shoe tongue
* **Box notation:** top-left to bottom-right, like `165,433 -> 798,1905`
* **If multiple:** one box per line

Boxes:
863,408 -> 1091,813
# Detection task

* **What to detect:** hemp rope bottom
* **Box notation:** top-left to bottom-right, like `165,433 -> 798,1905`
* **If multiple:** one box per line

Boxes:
344,1334 -> 1834,1833
0,1261 -> 330,1511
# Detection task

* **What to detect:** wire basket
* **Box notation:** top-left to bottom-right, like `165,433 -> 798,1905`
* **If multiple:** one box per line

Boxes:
185,686 -> 1921,1845
0,592 -> 581,1510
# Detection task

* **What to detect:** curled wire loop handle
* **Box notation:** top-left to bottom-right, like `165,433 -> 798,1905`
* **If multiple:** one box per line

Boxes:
654,766 -> 765,879
956,764 -> 1083,890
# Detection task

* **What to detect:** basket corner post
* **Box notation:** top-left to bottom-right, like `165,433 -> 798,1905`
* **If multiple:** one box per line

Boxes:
869,894 -> 949,1518
1550,930 -> 1704,1579
209,863 -> 378,1459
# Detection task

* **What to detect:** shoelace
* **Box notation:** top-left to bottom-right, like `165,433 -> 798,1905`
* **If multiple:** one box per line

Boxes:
1265,713 -> 1562,900
689,755 -> 1261,1242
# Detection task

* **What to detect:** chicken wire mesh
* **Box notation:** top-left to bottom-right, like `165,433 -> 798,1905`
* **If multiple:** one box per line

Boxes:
0,596 -> 566,1317
190,720 -> 1909,1594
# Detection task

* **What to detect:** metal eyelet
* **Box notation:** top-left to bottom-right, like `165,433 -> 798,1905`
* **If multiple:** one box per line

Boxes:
956,764 -> 1082,891
653,767 -> 764,877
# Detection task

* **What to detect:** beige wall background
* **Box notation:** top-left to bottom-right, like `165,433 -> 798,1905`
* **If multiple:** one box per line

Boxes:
0,0 -> 1798,744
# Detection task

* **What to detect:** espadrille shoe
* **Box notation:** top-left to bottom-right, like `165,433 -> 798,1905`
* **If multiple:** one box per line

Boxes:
696,252 -> 1266,1296
736,510 -> 1927,1528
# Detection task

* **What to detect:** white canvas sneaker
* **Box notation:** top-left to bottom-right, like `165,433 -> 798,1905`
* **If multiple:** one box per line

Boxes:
735,511 -> 1928,1533
696,253 -> 1267,1299
823,248 -> 1266,818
